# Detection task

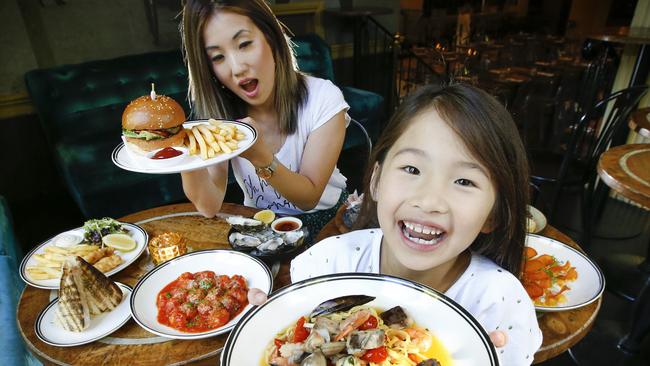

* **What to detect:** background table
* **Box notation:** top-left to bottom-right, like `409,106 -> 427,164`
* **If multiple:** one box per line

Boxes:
597,143 -> 650,353
317,205 -> 603,364
17,202 -> 258,366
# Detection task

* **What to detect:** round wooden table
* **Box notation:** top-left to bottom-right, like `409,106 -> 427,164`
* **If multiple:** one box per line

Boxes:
317,205 -> 603,364
17,202 -> 260,366
630,107 -> 650,139
597,143 -> 650,353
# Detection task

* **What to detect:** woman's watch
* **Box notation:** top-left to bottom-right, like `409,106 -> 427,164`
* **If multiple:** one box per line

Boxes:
255,156 -> 278,180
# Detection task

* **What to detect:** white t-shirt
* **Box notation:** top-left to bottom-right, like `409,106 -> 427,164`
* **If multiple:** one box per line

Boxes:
291,229 -> 543,365
230,76 -> 349,215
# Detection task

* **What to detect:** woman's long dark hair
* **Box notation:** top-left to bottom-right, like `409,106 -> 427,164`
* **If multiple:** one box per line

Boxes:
354,83 -> 530,275
181,0 -> 307,134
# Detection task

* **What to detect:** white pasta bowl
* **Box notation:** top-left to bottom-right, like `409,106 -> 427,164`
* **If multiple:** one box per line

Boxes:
221,273 -> 499,365
130,249 -> 273,339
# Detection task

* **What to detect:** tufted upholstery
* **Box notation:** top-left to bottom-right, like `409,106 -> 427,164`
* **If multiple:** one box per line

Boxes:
25,36 -> 383,218
293,34 -> 385,147
0,196 -> 40,366
25,51 -> 190,218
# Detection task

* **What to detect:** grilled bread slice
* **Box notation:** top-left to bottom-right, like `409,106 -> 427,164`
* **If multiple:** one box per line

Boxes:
54,259 -> 91,332
74,256 -> 123,315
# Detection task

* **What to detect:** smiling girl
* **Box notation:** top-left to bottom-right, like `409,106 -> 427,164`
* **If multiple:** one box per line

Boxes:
290,84 -> 543,364
180,0 -> 349,238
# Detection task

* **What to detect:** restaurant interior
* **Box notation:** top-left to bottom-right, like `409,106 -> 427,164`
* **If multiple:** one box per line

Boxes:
2,0 -> 650,365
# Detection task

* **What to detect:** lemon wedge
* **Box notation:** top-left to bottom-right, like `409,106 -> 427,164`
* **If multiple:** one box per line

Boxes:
102,233 -> 137,252
253,209 -> 276,225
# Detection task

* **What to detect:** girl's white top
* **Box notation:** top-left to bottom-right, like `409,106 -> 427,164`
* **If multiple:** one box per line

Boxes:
291,228 -> 543,365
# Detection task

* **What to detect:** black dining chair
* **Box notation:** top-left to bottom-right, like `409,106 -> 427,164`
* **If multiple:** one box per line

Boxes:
529,85 -> 648,231
338,118 -> 373,193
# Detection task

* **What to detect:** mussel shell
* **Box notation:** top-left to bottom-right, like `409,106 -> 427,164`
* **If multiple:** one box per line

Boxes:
310,295 -> 375,318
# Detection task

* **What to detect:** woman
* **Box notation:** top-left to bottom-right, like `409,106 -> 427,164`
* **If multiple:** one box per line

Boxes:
180,0 -> 349,238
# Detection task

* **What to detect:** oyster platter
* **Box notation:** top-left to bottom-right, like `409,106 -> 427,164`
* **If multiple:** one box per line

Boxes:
226,216 -> 306,260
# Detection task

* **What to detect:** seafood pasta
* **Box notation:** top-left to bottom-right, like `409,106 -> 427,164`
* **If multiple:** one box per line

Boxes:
156,271 -> 248,332
264,305 -> 451,365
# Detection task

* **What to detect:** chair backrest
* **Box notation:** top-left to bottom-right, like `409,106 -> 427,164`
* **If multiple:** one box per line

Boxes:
338,118 -> 372,192
292,33 -> 336,82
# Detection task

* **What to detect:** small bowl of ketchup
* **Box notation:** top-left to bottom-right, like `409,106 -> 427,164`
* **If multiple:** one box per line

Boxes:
271,216 -> 303,234
145,146 -> 188,167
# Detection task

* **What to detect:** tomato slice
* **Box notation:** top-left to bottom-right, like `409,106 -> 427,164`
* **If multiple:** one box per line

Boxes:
293,317 -> 309,343
361,346 -> 388,363
358,315 -> 378,330
274,338 -> 285,349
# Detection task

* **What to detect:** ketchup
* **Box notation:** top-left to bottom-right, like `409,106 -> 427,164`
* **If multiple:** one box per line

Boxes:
151,147 -> 182,159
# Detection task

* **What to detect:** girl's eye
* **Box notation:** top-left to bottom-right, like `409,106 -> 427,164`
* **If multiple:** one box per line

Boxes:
401,166 -> 420,175
211,54 -> 224,63
239,41 -> 252,49
455,178 -> 476,187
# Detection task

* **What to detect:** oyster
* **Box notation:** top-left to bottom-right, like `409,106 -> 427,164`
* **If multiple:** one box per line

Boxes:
310,295 -> 375,318
282,230 -> 305,247
229,232 -> 262,249
226,216 -> 265,232
256,237 -> 284,252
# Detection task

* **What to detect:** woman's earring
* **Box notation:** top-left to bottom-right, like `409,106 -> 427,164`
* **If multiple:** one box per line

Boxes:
220,84 -> 225,90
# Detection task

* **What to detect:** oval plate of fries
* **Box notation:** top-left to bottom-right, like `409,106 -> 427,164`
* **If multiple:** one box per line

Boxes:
112,119 -> 257,174
19,223 -> 148,289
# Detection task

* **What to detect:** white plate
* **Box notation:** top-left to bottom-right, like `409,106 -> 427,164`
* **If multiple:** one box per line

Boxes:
35,282 -> 132,347
112,119 -> 257,174
525,234 -> 605,312
130,249 -> 273,340
221,273 -> 499,366
20,223 -> 148,290
527,205 -> 547,233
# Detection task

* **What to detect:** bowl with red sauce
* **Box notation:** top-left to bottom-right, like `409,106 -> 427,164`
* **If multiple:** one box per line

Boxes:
144,146 -> 188,167
271,217 -> 302,234
129,249 -> 273,340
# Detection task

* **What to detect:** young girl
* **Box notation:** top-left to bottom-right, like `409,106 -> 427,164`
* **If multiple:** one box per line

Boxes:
180,0 -> 349,238
289,83 -> 543,364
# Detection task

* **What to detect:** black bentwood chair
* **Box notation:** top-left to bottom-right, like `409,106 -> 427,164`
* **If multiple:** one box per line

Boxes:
529,85 -> 648,234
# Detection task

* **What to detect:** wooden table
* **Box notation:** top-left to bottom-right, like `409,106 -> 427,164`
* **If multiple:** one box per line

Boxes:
317,205 -> 603,364
597,143 -> 650,209
630,107 -> 650,139
17,202 -> 259,366
597,143 -> 650,353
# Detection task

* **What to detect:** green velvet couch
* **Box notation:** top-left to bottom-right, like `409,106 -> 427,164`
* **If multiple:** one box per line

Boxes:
25,34 -> 383,218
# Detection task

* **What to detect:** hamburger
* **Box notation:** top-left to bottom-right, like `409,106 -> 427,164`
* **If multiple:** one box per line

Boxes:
121,92 -> 186,154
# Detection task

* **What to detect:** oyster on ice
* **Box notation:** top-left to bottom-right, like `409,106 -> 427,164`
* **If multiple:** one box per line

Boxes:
226,216 -> 265,232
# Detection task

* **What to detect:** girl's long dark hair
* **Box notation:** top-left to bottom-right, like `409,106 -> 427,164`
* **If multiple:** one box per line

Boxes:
354,83 -> 530,275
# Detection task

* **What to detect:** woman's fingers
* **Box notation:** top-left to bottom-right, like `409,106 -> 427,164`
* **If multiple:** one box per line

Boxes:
247,287 -> 268,306
489,330 -> 507,348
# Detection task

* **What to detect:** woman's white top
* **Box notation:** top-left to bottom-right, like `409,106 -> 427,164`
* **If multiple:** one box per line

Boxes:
231,76 -> 349,215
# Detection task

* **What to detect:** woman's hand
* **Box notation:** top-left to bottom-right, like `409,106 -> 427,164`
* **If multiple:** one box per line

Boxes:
237,117 -> 274,168
246,287 -> 508,349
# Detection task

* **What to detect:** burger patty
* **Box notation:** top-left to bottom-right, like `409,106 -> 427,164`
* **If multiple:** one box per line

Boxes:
122,126 -> 183,141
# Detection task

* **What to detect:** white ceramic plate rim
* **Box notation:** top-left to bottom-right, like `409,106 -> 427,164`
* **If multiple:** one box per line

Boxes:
19,223 -> 148,289
525,233 -> 605,312
130,249 -> 273,340
527,205 -> 547,233
35,282 -> 133,347
112,119 -> 257,174
221,272 -> 499,366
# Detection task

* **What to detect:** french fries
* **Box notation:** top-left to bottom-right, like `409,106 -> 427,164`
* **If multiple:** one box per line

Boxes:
26,244 -> 122,280
184,119 -> 245,160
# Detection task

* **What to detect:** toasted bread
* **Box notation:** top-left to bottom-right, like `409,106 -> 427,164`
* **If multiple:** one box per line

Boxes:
54,256 -> 123,332
74,256 -> 122,315
55,259 -> 91,332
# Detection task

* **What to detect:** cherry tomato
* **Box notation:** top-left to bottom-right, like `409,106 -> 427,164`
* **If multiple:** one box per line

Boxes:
293,317 -> 309,343
361,346 -> 388,363
274,338 -> 285,349
358,315 -> 378,330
